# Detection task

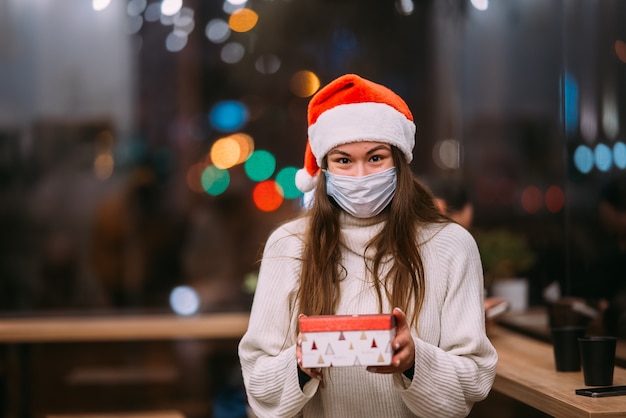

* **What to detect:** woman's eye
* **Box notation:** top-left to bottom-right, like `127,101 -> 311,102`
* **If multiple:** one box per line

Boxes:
338,157 -> 350,164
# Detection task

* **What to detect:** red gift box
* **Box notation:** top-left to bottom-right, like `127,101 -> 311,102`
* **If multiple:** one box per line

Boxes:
299,314 -> 396,368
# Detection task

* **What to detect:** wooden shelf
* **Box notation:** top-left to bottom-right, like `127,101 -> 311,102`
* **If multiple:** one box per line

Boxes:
0,312 -> 250,343
46,411 -> 185,418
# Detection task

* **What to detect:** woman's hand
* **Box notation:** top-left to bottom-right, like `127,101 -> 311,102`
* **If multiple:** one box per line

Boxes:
296,315 -> 323,382
366,307 -> 415,375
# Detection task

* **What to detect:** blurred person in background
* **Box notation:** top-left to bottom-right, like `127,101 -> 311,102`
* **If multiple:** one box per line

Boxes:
425,177 -> 474,230
423,177 -> 508,328
90,163 -> 186,307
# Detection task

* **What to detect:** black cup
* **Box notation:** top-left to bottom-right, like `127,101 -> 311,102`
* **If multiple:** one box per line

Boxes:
578,336 -> 617,386
551,326 -> 586,371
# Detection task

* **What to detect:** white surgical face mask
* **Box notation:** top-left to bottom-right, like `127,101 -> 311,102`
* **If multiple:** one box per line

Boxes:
324,167 -> 397,218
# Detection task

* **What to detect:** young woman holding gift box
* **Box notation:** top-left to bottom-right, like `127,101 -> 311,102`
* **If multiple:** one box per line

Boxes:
238,74 -> 497,418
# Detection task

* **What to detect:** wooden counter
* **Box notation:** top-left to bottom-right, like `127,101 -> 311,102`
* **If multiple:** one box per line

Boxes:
496,307 -> 626,367
5,311 -> 626,417
490,325 -> 626,417
0,312 -> 250,343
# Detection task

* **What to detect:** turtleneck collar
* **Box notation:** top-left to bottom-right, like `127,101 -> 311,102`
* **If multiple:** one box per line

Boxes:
338,211 -> 388,260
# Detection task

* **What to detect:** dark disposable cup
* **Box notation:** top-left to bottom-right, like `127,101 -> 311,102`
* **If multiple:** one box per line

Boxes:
578,336 -> 617,386
551,326 -> 586,371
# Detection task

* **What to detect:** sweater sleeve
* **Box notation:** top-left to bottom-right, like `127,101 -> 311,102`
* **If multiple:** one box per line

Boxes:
238,221 -> 319,418
393,224 -> 498,417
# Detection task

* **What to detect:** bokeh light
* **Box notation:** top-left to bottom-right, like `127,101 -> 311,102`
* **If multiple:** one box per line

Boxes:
594,143 -> 612,172
471,0 -> 488,11
289,71 -> 321,98
186,162 -> 208,193
255,54 -> 281,75
573,145 -> 594,174
161,0 -> 182,16
201,165 -> 230,196
160,12 -> 176,26
229,132 -> 255,164
93,0 -> 111,11
223,0 -> 246,14
602,93 -> 619,140
205,18 -> 231,43
174,7 -> 195,35
521,185 -> 542,214
209,100 -> 248,131
253,180 -> 284,212
211,136 -> 242,169
545,185 -> 564,213
615,40 -> 626,64
275,167 -> 302,199
580,103 -> 598,143
614,142 -> 626,169
94,153 -> 114,180
228,8 -> 258,33
144,2 -> 161,22
221,42 -> 245,64
244,150 -> 276,181
242,272 -> 258,295
395,0 -> 414,15
563,73 -> 579,137
301,190 -> 315,209
433,139 -> 460,170
165,30 -> 188,52
127,0 -> 147,16
211,137 -> 239,169
126,15 -> 144,35
169,285 -> 200,316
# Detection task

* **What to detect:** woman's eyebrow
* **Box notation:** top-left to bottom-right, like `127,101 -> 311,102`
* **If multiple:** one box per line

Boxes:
327,149 -> 351,157
327,145 -> 391,157
366,145 -> 392,154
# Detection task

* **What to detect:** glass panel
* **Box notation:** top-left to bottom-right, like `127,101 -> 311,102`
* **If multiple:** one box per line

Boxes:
0,0 -> 625,331
561,0 -> 626,338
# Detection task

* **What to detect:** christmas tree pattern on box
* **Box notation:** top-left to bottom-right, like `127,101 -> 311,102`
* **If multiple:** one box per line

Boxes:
299,314 -> 396,368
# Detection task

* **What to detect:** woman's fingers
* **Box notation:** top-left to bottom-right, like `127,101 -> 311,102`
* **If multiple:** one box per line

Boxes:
369,307 -> 415,374
297,329 -> 323,382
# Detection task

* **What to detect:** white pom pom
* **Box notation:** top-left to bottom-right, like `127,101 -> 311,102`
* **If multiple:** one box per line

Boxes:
295,168 -> 317,193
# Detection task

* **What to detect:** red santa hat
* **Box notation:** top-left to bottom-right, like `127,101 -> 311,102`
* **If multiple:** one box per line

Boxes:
295,73 -> 416,193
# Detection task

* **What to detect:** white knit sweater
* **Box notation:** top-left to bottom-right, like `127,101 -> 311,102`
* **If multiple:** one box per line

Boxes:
238,214 -> 497,418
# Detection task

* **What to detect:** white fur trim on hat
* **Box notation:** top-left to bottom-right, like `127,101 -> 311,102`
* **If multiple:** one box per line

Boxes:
308,102 -> 415,166
295,167 -> 318,193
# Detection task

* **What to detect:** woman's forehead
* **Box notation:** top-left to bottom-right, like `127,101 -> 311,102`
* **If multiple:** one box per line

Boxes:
329,141 -> 391,153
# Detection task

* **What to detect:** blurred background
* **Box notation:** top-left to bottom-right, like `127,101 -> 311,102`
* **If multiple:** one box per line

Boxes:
1,0 -> 625,417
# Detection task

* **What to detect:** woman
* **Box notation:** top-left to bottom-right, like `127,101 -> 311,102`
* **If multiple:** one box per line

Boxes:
238,74 -> 497,417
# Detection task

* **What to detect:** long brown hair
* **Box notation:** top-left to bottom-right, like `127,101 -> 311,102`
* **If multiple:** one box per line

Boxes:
297,146 -> 448,328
